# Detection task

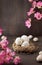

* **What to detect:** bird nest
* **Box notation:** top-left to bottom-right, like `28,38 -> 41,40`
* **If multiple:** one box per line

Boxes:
12,41 -> 39,53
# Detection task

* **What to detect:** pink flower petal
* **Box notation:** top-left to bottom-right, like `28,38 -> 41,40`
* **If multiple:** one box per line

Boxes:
6,48 -> 12,54
10,52 -> 16,57
0,39 -> 9,45
25,18 -> 31,28
1,43 -> 7,49
13,56 -> 21,65
5,56 -> 13,63
36,1 -> 42,8
0,57 -> 4,64
32,1 -> 37,8
34,12 -> 42,20
27,8 -> 35,16
0,51 -> 5,64
0,51 -> 6,57
0,33 -> 2,36
0,39 -> 9,49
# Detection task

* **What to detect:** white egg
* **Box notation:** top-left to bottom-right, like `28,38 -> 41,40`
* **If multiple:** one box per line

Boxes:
15,37 -> 22,45
21,41 -> 30,47
28,35 -> 33,39
39,51 -> 42,55
36,55 -> 42,61
21,35 -> 29,42
33,37 -> 38,42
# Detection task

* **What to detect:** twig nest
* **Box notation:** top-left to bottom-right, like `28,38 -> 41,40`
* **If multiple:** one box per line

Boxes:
21,41 -> 30,47
12,35 -> 39,53
21,35 -> 29,42
33,37 -> 38,42
15,37 -> 22,45
36,55 -> 42,61
28,35 -> 33,39
39,51 -> 42,55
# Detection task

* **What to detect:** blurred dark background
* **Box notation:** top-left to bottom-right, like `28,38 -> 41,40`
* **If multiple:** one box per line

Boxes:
0,0 -> 42,36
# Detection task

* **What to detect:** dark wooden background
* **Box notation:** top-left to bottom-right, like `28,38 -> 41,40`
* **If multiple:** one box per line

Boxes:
0,0 -> 42,36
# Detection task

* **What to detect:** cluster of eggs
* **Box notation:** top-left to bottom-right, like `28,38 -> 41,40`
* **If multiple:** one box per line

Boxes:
36,51 -> 42,62
15,35 -> 38,47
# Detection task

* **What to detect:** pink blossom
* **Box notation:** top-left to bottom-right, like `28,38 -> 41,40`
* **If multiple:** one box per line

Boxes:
4,56 -> 13,63
0,51 -> 5,64
28,0 -> 33,2
0,39 -> 9,45
0,39 -> 9,49
0,51 -> 6,57
10,52 -> 16,57
25,18 -> 31,28
36,1 -> 42,8
27,8 -> 35,16
6,47 -> 12,54
1,43 -> 7,49
0,29 -> 21,65
34,12 -> 42,20
0,56 -> 4,64
13,56 -> 21,65
0,28 -> 3,36
32,1 -> 37,8
0,48 -> 16,64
